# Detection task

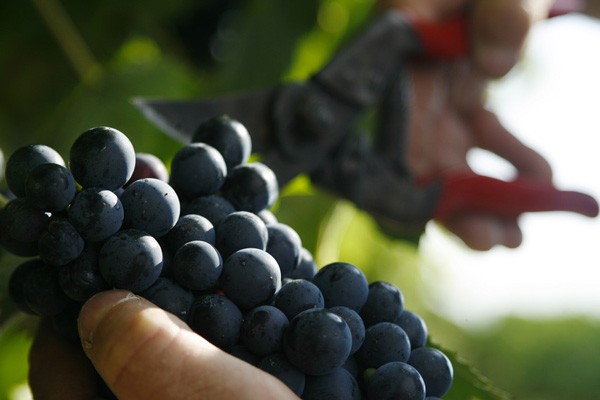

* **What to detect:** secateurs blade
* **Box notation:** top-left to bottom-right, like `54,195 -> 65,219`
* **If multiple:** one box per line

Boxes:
135,8 -> 598,238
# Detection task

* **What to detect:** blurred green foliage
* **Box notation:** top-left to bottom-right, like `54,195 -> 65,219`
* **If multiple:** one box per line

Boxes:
1,1 -> 599,399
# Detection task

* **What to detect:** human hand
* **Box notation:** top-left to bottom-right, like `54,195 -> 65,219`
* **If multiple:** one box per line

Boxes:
379,0 -> 556,250
29,290 -> 299,400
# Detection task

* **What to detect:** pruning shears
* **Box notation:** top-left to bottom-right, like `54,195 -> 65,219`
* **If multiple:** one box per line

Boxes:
134,7 -> 598,237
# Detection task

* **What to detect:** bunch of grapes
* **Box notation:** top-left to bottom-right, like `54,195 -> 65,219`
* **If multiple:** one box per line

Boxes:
0,117 -> 453,399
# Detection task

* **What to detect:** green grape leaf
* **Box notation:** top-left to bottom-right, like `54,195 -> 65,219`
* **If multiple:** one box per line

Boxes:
428,340 -> 513,400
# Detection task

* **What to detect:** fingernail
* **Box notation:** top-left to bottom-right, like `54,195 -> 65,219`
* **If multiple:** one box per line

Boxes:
78,290 -> 139,349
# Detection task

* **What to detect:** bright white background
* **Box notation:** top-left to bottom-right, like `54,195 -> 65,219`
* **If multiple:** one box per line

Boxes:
419,14 -> 600,328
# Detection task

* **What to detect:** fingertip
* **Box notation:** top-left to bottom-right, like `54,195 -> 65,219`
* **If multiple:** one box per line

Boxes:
471,0 -> 532,77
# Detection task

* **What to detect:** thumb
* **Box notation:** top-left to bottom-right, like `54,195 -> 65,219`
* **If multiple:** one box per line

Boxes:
78,290 -> 298,400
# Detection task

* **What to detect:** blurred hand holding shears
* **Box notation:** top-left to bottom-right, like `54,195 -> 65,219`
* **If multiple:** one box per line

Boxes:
136,0 -> 598,251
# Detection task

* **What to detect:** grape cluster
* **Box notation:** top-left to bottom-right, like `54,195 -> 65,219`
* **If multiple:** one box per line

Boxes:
1,117 -> 453,399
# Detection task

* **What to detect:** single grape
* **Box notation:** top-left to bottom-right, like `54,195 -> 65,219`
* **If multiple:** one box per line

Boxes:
407,347 -> 454,398
311,262 -> 369,312
395,310 -> 428,349
120,178 -> 180,238
221,162 -> 279,213
140,277 -> 194,321
68,188 -> 124,242
220,248 -> 281,311
163,214 -> 215,254
0,198 -> 50,243
69,126 -> 136,190
23,261 -> 70,316
25,163 -> 76,212
8,259 -> 42,314
282,308 -> 352,376
227,345 -> 261,367
59,246 -> 109,302
125,152 -> 169,186
342,355 -> 359,378
172,240 -> 222,291
191,115 -> 252,170
302,367 -> 361,400
359,281 -> 404,327
183,195 -> 236,227
0,228 -> 39,257
240,305 -> 289,356
356,322 -> 411,369
257,353 -> 305,397
98,229 -> 163,293
38,219 -> 85,266
266,222 -> 302,277
329,306 -> 365,355
215,211 -> 268,259
5,144 -> 65,197
169,143 -> 227,199
367,362 -> 426,400
187,293 -> 243,350
273,279 -> 324,320
287,248 -> 318,280
256,208 -> 278,226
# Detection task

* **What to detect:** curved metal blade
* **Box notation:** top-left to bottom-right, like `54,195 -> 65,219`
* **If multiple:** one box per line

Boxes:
133,87 -> 277,153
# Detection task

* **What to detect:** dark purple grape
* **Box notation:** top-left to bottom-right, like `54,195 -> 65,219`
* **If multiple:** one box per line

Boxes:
1,198 -> 50,243
23,261 -> 70,316
125,153 -> 169,186
8,259 -> 41,314
140,277 -> 194,321
221,162 -> 278,213
256,209 -> 278,226
59,246 -> 109,302
172,240 -> 222,291
25,163 -> 76,212
120,178 -> 180,238
183,195 -> 236,227
395,310 -> 428,350
38,219 -> 85,266
282,308 -> 352,376
169,143 -> 227,199
227,345 -> 261,366
0,229 -> 39,257
98,229 -> 163,293
356,322 -> 411,369
288,248 -> 318,281
302,367 -> 361,400
257,353 -> 305,397
266,222 -> 302,277
407,347 -> 453,398
69,126 -> 136,190
240,305 -> 289,357
367,362 -> 426,400
359,281 -> 404,327
273,279 -> 324,320
164,214 -> 215,254
5,144 -> 65,197
220,248 -> 281,311
68,188 -> 124,242
311,262 -> 369,312
329,306 -> 365,355
215,211 -> 268,259
191,115 -> 252,170
342,355 -> 359,378
187,293 -> 242,350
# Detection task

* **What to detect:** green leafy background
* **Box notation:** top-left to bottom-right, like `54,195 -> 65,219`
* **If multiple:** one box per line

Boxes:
1,1 -> 599,399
